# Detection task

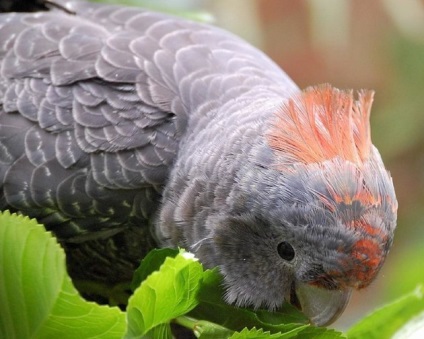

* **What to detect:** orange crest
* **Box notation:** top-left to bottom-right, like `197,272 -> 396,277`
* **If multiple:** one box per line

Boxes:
267,84 -> 374,165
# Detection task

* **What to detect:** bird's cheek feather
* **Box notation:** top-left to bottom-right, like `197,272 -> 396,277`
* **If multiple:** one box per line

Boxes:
348,238 -> 385,288
309,238 -> 386,290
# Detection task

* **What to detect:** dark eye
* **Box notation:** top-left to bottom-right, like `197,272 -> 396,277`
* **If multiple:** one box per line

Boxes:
277,242 -> 295,261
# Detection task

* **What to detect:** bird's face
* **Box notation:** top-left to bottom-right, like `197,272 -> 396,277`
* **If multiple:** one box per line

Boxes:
210,210 -> 354,326
210,155 -> 397,326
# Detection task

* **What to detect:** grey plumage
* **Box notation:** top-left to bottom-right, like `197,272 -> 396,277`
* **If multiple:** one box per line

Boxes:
0,0 -> 397,325
0,0 -> 296,287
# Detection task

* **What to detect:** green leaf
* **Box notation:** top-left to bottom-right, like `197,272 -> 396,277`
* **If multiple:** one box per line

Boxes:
347,285 -> 424,339
190,269 -> 344,338
190,269 -> 307,332
125,250 -> 203,337
290,326 -> 345,339
131,248 -> 179,291
177,318 -> 234,338
143,323 -> 173,339
391,310 -> 424,339
0,211 -> 126,339
229,327 -> 301,339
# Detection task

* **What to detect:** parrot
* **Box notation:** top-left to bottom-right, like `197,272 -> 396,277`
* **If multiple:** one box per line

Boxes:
0,0 -> 397,326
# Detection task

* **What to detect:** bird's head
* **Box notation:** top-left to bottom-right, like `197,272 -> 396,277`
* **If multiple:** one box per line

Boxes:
207,85 -> 397,326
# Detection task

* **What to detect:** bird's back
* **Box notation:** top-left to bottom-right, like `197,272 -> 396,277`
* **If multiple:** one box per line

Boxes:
0,0 -> 297,293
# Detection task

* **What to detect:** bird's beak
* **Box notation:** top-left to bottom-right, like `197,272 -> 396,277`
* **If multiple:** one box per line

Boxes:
289,281 -> 352,326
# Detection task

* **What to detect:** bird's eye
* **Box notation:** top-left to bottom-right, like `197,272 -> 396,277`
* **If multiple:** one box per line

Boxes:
277,242 -> 295,261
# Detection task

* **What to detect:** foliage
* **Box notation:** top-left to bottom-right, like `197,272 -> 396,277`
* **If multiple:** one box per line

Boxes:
1,212 -> 423,338
347,285 -> 424,339
0,211 -> 126,339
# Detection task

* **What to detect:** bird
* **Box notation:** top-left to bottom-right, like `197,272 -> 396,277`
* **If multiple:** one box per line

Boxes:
0,0 -> 397,326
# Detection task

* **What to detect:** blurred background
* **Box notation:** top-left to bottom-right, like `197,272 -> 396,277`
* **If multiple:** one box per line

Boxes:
56,0 -> 424,331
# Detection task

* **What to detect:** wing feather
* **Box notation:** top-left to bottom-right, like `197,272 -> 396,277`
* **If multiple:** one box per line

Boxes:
0,0 -> 295,238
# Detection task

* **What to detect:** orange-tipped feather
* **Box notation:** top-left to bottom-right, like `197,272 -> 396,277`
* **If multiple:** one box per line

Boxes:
267,84 -> 373,166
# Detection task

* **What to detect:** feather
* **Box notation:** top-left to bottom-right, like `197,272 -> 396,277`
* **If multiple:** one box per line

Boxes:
268,84 -> 373,166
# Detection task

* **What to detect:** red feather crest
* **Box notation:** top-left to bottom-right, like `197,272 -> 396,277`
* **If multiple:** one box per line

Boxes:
267,84 -> 373,165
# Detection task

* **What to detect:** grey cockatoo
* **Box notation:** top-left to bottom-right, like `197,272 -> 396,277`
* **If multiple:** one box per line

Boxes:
0,0 -> 397,326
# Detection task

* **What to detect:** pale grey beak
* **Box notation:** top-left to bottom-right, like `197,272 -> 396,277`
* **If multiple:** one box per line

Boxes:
293,282 -> 352,326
